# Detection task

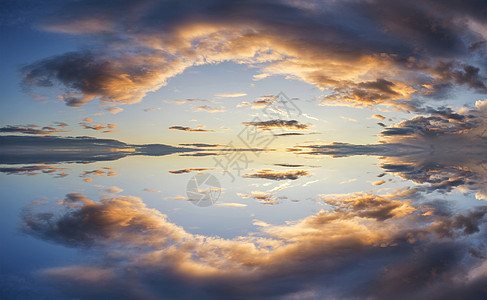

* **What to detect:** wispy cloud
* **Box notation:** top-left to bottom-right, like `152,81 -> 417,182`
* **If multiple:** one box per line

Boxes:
243,119 -> 310,130
0,124 -> 68,135
215,93 -> 247,98
215,203 -> 247,207
106,186 -> 123,193
168,125 -> 216,132
169,168 -> 216,174
167,99 -> 208,105
243,169 -> 310,180
237,95 -> 277,109
0,165 -> 69,177
105,107 -> 123,114
194,105 -> 225,113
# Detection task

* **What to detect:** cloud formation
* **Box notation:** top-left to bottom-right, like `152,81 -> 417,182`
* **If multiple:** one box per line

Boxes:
194,105 -> 225,113
0,124 -> 67,135
19,0 -> 487,108
291,101 -> 487,198
237,95 -> 278,109
21,191 -> 487,299
0,165 -> 68,177
105,107 -> 123,114
80,119 -> 118,133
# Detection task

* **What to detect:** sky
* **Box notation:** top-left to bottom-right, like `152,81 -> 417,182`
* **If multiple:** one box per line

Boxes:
1,0 -> 487,299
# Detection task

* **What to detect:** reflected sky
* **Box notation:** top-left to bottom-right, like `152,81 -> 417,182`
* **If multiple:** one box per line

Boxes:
1,1 -> 487,299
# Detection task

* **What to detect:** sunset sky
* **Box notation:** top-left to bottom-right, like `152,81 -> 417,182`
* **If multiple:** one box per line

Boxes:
1,1 -> 487,299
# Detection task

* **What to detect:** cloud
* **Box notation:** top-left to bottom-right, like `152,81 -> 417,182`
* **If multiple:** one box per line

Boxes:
0,135 -> 194,164
80,119 -> 118,133
288,142 -> 426,157
0,124 -> 67,135
273,163 -> 306,168
273,132 -> 318,136
0,165 -> 68,177
179,143 -> 221,148
169,168 -> 216,174
106,186 -> 123,193
243,169 -> 310,180
291,101 -> 487,198
169,126 -> 216,132
372,114 -> 387,120
243,119 -> 310,130
237,96 -> 277,109
215,93 -> 247,98
340,116 -> 358,122
319,190 -> 417,221
194,105 -> 225,113
18,0 -> 487,110
237,191 -> 280,205
80,168 -> 118,182
105,107 -> 123,114
53,122 -> 69,128
143,107 -> 160,112
21,191 -> 487,299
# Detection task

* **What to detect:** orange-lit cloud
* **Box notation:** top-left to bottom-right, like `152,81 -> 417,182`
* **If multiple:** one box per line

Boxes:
21,0 -> 487,109
21,191 -> 487,299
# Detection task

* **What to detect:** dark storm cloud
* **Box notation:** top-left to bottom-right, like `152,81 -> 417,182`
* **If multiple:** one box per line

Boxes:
17,0 -> 487,108
21,192 -> 487,300
243,119 -> 310,130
